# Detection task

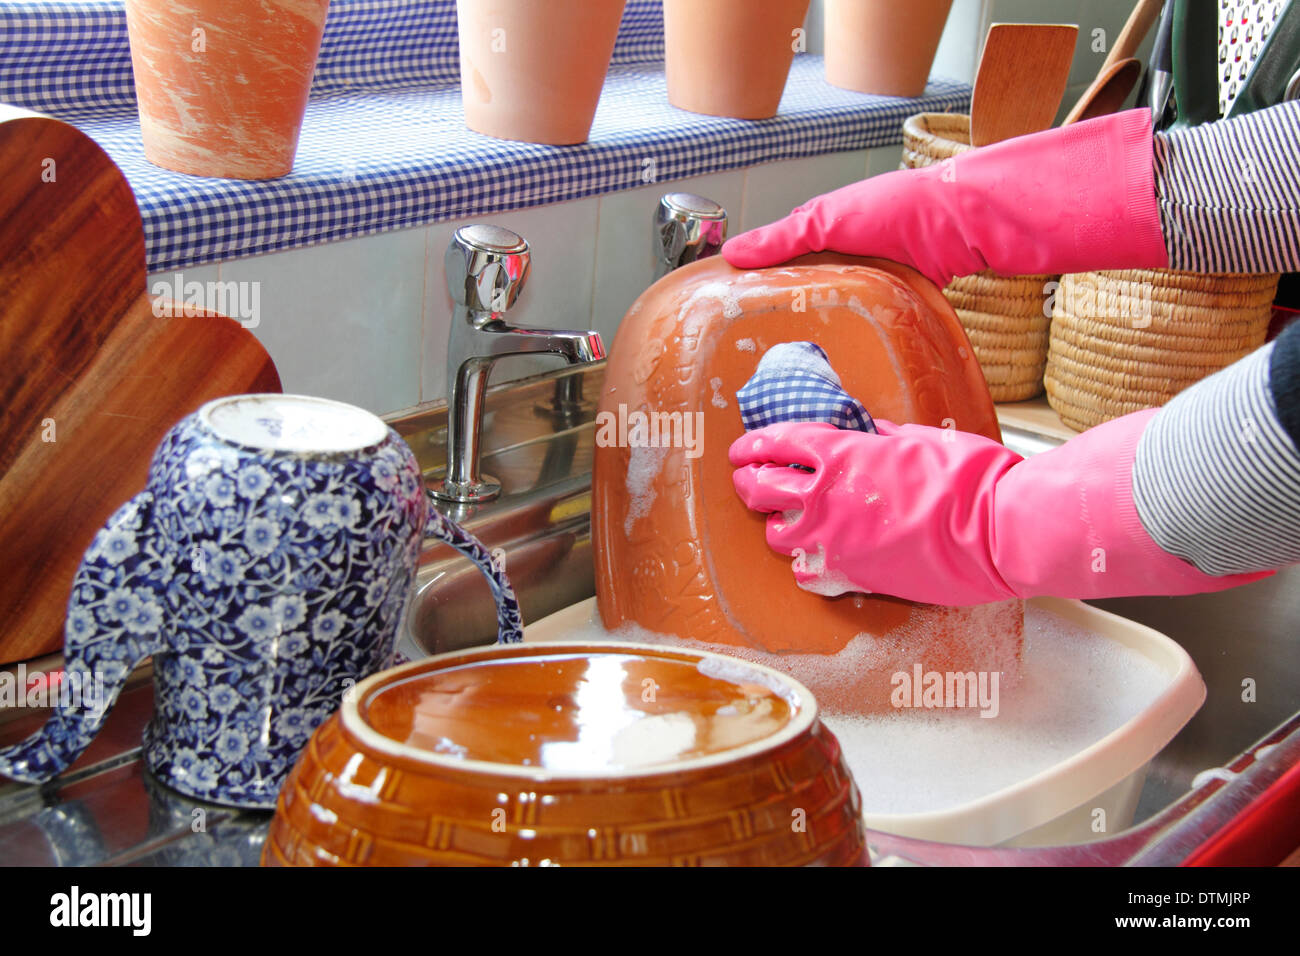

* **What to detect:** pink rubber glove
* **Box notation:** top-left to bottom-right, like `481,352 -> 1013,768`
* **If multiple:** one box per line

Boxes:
729,414 -> 1270,606
723,109 -> 1170,287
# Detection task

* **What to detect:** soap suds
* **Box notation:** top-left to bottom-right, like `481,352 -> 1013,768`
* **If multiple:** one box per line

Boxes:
710,376 -> 728,408
624,444 -> 669,537
820,612 -> 1169,814
791,543 -> 864,597
797,568 -> 864,597
540,606 -> 1171,816
433,737 -> 468,757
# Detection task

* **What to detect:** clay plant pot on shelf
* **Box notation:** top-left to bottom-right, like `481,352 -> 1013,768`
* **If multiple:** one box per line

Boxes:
824,0 -> 953,98
457,0 -> 627,145
123,0 -> 331,180
664,0 -> 812,120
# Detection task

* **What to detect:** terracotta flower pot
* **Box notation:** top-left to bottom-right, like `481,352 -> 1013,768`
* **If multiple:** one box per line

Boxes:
664,0 -> 812,120
457,0 -> 627,145
824,0 -> 953,98
124,0 -> 330,180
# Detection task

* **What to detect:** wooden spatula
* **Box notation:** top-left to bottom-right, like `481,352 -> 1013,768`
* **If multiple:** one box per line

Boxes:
0,106 -> 282,665
970,23 -> 1079,146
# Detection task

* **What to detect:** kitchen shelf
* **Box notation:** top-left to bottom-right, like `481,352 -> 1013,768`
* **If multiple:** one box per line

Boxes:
996,396 -> 1080,444
42,59 -> 970,274
0,1 -> 970,274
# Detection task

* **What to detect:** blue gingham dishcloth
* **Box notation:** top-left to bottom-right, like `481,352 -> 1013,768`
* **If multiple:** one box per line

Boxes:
735,342 -> 876,433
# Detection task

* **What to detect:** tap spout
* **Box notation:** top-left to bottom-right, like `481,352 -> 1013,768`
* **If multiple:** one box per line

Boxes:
437,225 -> 605,505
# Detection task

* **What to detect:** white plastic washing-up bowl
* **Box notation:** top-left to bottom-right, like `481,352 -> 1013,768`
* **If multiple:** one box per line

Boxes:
522,596 -> 1205,849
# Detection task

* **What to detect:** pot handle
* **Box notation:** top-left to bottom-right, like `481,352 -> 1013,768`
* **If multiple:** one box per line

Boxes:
424,508 -> 524,643
0,492 -> 169,783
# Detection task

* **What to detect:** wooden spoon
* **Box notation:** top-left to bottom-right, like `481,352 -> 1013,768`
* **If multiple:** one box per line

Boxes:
1101,0 -> 1164,71
1061,0 -> 1161,125
1061,56 -> 1142,125
970,23 -> 1080,146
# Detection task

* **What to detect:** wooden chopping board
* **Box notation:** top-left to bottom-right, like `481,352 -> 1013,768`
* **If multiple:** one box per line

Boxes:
0,105 -> 281,664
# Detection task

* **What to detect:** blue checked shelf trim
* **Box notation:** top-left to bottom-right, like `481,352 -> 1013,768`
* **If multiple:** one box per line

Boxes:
0,0 -> 970,273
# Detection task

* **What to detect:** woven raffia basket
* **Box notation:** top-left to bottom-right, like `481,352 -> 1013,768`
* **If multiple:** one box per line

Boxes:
901,112 -> 1055,401
1045,269 -> 1280,431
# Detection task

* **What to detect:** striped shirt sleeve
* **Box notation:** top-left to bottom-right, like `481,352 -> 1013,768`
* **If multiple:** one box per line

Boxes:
1132,321 -> 1300,576
1153,100 -> 1300,274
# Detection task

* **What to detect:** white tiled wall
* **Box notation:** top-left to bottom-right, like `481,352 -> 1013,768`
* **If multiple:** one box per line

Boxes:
149,146 -> 899,418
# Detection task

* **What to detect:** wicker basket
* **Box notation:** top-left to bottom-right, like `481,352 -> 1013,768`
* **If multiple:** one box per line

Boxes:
1045,269 -> 1279,431
901,112 -> 1055,402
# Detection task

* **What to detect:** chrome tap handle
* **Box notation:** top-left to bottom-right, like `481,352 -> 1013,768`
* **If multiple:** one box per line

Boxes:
438,224 -> 605,507
653,192 -> 728,278
446,224 -> 531,316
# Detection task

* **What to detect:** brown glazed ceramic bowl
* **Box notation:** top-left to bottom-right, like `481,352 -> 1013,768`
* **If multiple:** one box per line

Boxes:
263,641 -> 867,866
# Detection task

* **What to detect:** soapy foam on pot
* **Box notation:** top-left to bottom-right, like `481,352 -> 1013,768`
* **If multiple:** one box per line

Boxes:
548,605 -> 1171,815
710,377 -> 728,409
790,543 -> 863,597
624,444 -> 668,537
681,282 -> 782,322
797,568 -> 862,597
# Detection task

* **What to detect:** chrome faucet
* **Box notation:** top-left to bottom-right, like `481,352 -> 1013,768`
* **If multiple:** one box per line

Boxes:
653,192 -> 728,278
437,224 -> 605,505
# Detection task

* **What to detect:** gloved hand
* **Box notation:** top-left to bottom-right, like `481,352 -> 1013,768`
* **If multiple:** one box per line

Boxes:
722,109 -> 1170,287
729,413 -> 1270,605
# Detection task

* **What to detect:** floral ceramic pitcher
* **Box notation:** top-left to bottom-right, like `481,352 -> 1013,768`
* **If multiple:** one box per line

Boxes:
0,394 -> 522,807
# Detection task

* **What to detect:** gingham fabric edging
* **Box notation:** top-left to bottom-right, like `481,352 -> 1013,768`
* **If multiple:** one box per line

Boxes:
737,342 -> 877,433
0,1 -> 970,273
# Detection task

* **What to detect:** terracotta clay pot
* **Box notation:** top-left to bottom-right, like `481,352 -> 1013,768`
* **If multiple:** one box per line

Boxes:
124,0 -> 330,180
824,0 -> 953,98
592,255 -> 1024,715
457,0 -> 627,145
664,0 -> 812,119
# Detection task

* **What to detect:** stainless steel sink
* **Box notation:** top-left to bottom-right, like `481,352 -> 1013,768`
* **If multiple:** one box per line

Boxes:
5,362 -> 1291,865
395,364 -> 601,661
402,369 -> 1300,865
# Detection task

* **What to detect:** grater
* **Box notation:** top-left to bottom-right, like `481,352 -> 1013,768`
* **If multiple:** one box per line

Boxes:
1219,0 -> 1289,115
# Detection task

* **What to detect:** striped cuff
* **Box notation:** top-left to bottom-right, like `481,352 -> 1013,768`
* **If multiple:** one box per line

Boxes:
1153,100 -> 1300,274
1133,341 -> 1300,575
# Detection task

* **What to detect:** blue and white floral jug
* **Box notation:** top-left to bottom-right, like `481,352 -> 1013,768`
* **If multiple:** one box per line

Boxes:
0,394 -> 523,807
